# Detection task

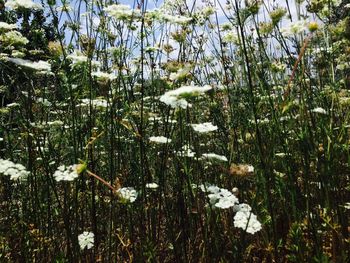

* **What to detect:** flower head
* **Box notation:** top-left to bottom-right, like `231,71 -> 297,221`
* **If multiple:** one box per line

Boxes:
5,0 -> 43,10
0,31 -> 28,47
311,107 -> 327,115
7,57 -> 51,73
233,204 -> 262,234
78,231 -> 94,250
191,122 -> 218,133
104,4 -> 141,21
201,153 -> 228,162
201,184 -> 239,209
146,183 -> 159,189
159,85 -> 212,109
117,187 -> 138,203
0,22 -> 17,31
53,165 -> 79,182
280,20 -> 308,37
0,159 -> 29,181
149,136 -> 172,144
177,145 -> 196,157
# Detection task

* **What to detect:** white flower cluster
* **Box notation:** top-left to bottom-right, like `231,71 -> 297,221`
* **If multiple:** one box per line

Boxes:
56,3 -> 72,12
336,62 -> 350,71
233,204 -> 262,234
7,57 -> 51,73
280,20 -> 308,37
200,184 -> 239,209
117,187 -> 138,203
199,184 -> 262,234
67,52 -> 88,65
169,66 -> 192,81
343,202 -> 350,210
105,5 -> 193,25
0,31 -> 29,46
222,31 -> 239,44
177,144 -> 196,158
0,159 -> 29,181
53,165 -> 79,182
311,107 -> 327,115
91,71 -> 117,81
161,13 -> 192,25
78,98 -> 108,108
149,136 -> 171,144
78,231 -> 94,250
146,183 -> 159,189
67,52 -> 100,68
201,153 -> 228,162
104,4 -> 141,20
159,85 -> 212,109
0,22 -> 17,31
191,122 -> 218,133
5,0 -> 43,10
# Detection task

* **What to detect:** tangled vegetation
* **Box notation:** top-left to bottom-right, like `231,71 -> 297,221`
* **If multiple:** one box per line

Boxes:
0,0 -> 350,261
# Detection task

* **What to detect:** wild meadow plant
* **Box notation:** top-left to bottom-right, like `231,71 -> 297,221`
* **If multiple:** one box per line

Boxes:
0,0 -> 350,261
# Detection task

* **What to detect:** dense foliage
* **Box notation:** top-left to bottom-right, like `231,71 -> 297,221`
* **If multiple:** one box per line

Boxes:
1,0 -> 350,261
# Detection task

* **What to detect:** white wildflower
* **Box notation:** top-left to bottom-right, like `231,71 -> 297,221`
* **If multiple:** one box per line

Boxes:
343,202 -> 350,210
234,204 -> 262,234
6,102 -> 20,108
91,71 -> 117,81
247,165 -> 254,173
201,153 -> 228,162
166,85 -> 212,97
169,66 -> 192,81
280,20 -> 308,37
78,98 -> 108,108
160,93 -> 190,109
0,159 -> 29,181
36,97 -> 52,107
0,31 -> 29,46
336,63 -> 350,71
201,184 -> 239,209
67,52 -> 88,65
200,183 -> 221,194
67,52 -> 100,68
233,203 -> 252,213
149,136 -> 171,144
149,116 -> 177,124
161,13 -> 192,25
222,31 -> 238,44
146,183 -> 159,189
191,122 -> 218,133
47,120 -> 64,127
145,8 -> 162,21
104,4 -> 141,20
145,46 -> 160,53
53,164 -> 79,182
0,22 -> 17,31
78,231 -> 94,250
211,189 -> 239,209
5,0 -> 43,10
311,107 -> 327,115
159,85 -> 212,109
249,118 -> 270,125
12,50 -> 25,58
117,187 -> 138,203
7,57 -> 51,72
56,4 -> 72,12
177,145 -> 195,157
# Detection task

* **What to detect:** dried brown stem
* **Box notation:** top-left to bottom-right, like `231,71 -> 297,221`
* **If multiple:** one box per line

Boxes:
283,34 -> 312,100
